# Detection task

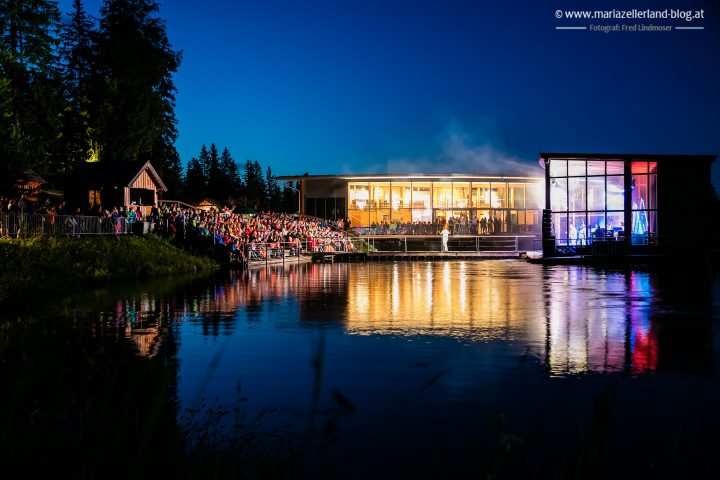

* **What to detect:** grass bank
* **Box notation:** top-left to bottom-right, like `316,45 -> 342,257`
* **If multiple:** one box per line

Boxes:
0,235 -> 216,305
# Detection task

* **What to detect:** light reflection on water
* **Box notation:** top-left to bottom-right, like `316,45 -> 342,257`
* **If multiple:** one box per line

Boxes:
345,261 -> 659,375
7,260 -> 719,478
102,261 -> 714,379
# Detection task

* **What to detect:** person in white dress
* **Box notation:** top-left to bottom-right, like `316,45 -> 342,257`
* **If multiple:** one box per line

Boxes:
441,224 -> 450,252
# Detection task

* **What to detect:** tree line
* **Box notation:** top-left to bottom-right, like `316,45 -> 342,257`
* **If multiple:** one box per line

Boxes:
185,143 -> 299,213
1,0 -> 184,192
0,0 -> 300,212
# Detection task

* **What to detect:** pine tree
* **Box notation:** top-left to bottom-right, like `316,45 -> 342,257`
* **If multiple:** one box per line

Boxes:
197,144 -> 210,180
281,181 -> 300,213
244,159 -> 267,211
94,0 -> 181,168
206,143 -> 221,200
0,0 -> 63,177
266,166 -> 282,212
56,0 -> 96,174
184,157 -> 205,200
219,147 -> 240,199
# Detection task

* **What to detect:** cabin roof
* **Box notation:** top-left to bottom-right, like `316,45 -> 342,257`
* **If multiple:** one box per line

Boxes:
72,161 -> 168,192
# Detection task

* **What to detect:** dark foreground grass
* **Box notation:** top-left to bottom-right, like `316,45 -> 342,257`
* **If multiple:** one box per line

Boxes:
0,235 -> 216,305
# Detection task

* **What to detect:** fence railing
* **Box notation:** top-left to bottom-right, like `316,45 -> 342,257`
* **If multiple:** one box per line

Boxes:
353,223 -> 538,236
363,235 -> 525,253
233,237 -> 362,267
0,213 -> 131,237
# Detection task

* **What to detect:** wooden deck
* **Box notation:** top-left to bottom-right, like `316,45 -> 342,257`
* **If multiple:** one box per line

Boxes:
367,251 -> 522,261
312,251 -> 523,263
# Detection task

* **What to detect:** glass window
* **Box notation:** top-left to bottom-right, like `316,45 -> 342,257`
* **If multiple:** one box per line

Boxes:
525,182 -> 540,209
474,182 -> 490,208
349,183 -> 369,209
552,213 -> 568,244
588,212 -> 606,240
606,176 -> 625,210
587,177 -> 605,211
392,209 -> 412,223
508,183 -> 525,209
647,211 -> 657,239
550,178 -> 568,212
568,160 -> 585,176
549,160 -> 567,177
606,161 -> 624,175
648,174 -> 657,210
649,162 -> 657,173
433,182 -> 452,209
568,177 -> 586,211
412,183 -> 431,209
631,161 -> 649,174
491,183 -> 507,208
632,175 -> 648,210
569,213 -> 587,245
412,208 -> 432,223
587,161 -> 605,175
369,182 -> 390,209
391,182 -> 411,209
607,212 -> 625,237
370,208 -> 391,225
349,209 -> 368,228
452,182 -> 471,208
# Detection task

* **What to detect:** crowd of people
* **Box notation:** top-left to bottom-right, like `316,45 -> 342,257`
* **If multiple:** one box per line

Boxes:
358,215 -> 510,236
1,194 -> 354,262
153,205 -> 355,262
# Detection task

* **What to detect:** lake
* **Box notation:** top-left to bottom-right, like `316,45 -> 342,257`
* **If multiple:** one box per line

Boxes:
2,260 -> 720,478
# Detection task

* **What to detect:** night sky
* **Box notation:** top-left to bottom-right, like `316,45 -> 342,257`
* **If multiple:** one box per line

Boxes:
63,0 -> 720,183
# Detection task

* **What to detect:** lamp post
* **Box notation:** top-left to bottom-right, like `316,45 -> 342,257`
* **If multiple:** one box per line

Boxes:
283,182 -> 301,214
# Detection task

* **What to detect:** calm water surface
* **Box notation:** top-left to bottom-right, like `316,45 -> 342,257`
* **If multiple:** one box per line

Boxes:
4,260 -> 720,478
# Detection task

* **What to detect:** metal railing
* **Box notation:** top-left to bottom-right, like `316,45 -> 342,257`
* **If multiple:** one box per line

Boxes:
0,213 -> 131,237
237,237 -> 362,267
353,223 -> 538,236
364,235 -> 523,253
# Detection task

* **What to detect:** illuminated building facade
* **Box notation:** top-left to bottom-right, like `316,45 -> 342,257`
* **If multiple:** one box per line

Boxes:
541,153 -> 716,253
278,174 -> 545,233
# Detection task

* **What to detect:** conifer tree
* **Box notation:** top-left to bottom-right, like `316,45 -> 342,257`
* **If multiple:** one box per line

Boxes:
244,159 -> 267,211
197,144 -> 210,181
281,181 -> 300,213
219,147 -> 240,199
266,166 -> 282,212
94,0 -> 181,169
0,0 -> 63,178
56,0 -> 96,173
184,157 -> 205,200
206,143 -> 221,199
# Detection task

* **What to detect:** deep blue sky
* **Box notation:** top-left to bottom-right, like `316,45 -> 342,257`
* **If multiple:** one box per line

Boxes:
64,0 -> 720,183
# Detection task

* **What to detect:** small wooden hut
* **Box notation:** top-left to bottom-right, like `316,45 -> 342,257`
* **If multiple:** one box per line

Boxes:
65,161 -> 167,215
15,169 -> 47,201
195,198 -> 222,211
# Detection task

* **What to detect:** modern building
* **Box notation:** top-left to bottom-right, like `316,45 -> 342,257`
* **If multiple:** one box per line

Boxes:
541,153 -> 716,254
277,174 -> 545,233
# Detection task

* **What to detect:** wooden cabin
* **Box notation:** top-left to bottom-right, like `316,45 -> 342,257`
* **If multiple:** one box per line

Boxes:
15,169 -> 47,201
195,198 -> 222,211
65,161 -> 167,216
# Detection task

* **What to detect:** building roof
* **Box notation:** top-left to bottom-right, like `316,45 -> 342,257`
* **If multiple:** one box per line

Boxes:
277,173 -> 544,181
72,160 -> 168,191
16,169 -> 47,185
539,152 -> 716,162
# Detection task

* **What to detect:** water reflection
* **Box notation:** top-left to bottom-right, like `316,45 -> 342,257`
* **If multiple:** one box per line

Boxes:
90,262 -> 715,376
341,262 -> 711,375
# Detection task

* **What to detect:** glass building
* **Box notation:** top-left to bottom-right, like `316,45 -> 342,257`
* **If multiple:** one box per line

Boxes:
277,174 -> 545,234
542,153 -> 716,254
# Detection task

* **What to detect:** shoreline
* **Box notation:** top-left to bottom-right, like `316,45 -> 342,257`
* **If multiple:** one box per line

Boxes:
0,235 -> 216,307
